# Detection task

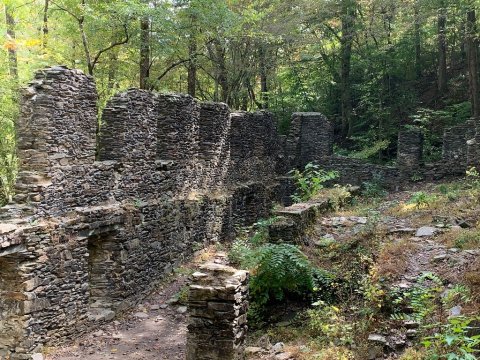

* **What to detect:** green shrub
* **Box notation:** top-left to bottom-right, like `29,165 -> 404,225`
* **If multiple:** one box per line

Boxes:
466,167 -> 480,189
289,163 -> 339,203
422,316 -> 480,360
349,139 -> 390,160
454,230 -> 480,250
361,173 -> 387,199
307,301 -> 354,346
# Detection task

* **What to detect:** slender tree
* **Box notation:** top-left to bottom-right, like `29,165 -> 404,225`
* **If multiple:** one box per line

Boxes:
43,0 -> 49,49
340,0 -> 356,137
187,33 -> 197,97
437,0 -> 448,94
466,7 -> 479,118
139,16 -> 150,89
414,0 -> 422,79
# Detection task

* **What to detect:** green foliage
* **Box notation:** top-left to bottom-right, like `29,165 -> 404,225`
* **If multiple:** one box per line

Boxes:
390,272 -> 444,323
176,285 -> 190,304
453,230 -> 480,250
289,163 -> 339,203
349,139 -> 390,161
410,172 -> 425,183
0,79 -> 18,206
312,268 -> 338,304
465,167 -> 480,188
228,237 -> 251,265
408,191 -> 437,209
422,316 -> 480,360
389,272 -> 477,359
361,173 -> 387,199
307,301 -> 354,346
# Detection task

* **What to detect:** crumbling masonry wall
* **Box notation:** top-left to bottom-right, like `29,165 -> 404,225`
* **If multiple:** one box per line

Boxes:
0,67 -> 283,359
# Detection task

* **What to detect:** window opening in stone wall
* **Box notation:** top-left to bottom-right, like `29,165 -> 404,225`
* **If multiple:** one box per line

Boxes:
0,255 -> 24,351
87,232 -> 125,321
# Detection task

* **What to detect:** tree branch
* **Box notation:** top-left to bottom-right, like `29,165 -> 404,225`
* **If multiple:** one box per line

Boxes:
156,59 -> 191,81
50,0 -> 81,22
91,24 -> 129,69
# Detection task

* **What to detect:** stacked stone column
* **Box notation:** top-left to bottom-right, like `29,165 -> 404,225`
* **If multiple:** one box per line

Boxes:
397,128 -> 424,179
286,112 -> 334,169
187,263 -> 249,360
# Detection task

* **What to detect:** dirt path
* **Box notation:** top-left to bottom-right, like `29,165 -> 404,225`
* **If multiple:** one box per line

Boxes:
47,276 -> 189,360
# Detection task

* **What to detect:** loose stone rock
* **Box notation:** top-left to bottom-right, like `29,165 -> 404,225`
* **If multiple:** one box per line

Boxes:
415,226 -> 438,237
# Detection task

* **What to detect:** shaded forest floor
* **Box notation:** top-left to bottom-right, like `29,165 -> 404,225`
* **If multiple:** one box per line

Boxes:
46,179 -> 480,360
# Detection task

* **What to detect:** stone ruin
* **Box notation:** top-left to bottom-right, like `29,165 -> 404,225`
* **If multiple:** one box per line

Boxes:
0,66 -> 282,359
0,66 -> 477,359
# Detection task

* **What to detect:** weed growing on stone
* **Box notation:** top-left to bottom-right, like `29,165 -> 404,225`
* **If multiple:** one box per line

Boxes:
289,163 -> 339,203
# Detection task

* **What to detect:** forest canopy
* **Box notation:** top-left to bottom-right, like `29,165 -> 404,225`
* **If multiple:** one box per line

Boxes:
1,0 -> 480,204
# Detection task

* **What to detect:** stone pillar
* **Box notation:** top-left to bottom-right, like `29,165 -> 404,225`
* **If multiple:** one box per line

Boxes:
443,122 -> 475,174
198,102 -> 231,190
13,66 -> 97,214
187,263 -> 249,360
156,94 -> 200,195
287,112 -> 334,169
466,119 -> 480,169
397,128 -> 423,178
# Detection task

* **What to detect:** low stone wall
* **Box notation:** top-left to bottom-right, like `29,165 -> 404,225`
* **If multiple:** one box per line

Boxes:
321,156 -> 400,189
187,263 -> 249,360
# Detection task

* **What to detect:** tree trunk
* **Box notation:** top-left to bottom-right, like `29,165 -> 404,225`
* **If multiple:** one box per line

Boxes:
467,9 -> 479,118
215,41 -> 229,104
187,35 -> 197,97
437,1 -> 448,94
259,44 -> 268,109
107,50 -> 119,92
139,17 -> 150,90
340,0 -> 355,137
43,0 -> 49,49
5,5 -> 18,81
414,1 -> 422,79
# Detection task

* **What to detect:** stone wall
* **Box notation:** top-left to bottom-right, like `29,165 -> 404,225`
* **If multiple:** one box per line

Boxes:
442,122 -> 474,171
227,111 -> 285,228
0,67 -> 284,359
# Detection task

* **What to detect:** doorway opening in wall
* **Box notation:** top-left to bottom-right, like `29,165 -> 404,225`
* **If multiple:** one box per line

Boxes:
0,254 -> 24,351
87,232 -> 124,321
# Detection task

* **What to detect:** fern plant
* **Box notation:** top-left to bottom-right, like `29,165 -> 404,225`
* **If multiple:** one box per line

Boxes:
249,243 -> 315,307
422,316 -> 480,360
390,272 -> 444,323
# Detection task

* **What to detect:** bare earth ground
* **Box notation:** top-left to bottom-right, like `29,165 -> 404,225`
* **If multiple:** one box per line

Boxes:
47,276 -> 189,360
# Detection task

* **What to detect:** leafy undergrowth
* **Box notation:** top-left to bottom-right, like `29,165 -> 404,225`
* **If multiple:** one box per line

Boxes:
230,175 -> 480,360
